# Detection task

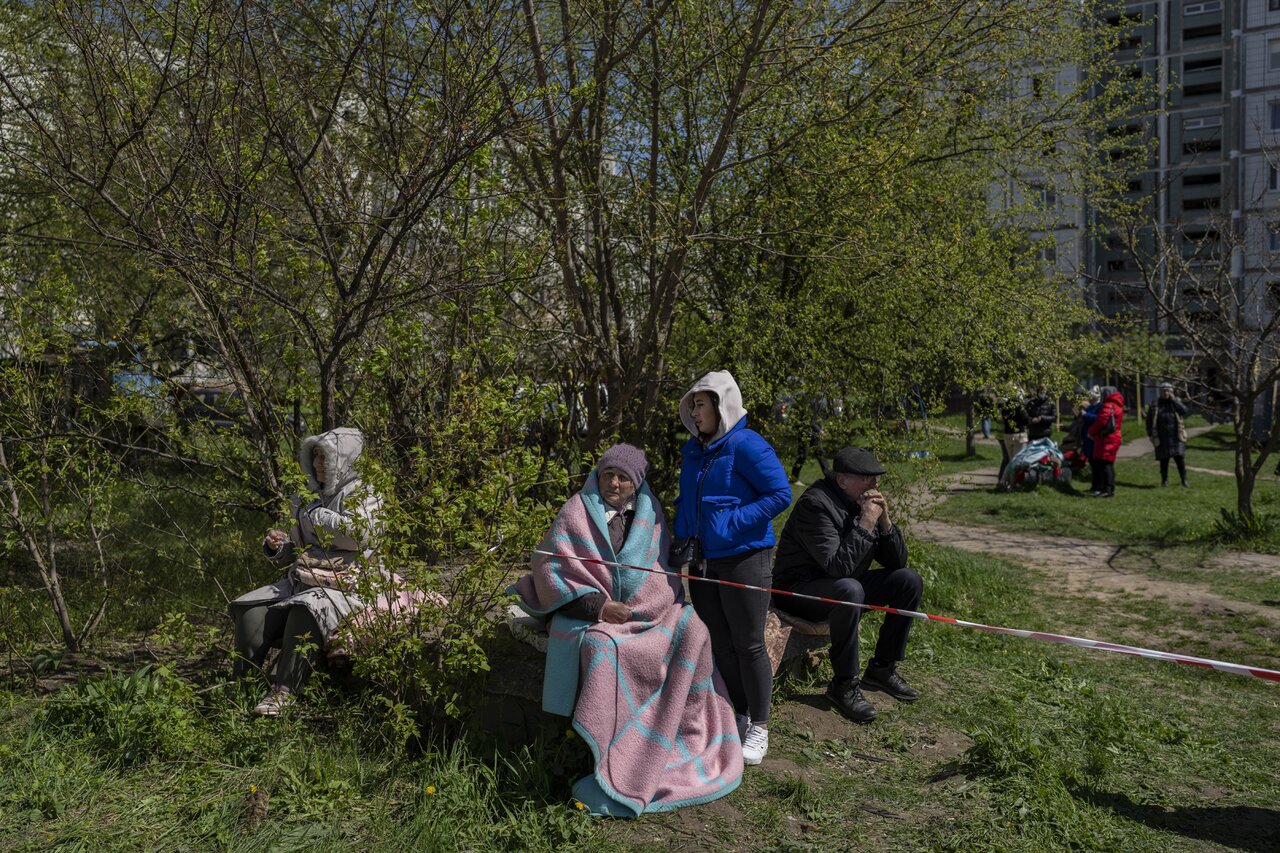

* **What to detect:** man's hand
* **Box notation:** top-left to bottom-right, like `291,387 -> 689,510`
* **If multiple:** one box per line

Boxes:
862,489 -> 892,531
264,528 -> 289,552
857,495 -> 884,532
601,601 -> 632,624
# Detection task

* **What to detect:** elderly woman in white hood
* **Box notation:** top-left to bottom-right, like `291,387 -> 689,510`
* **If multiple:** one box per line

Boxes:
229,427 -> 382,715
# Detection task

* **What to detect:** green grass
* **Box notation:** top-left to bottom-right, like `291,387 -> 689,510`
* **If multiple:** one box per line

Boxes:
932,456 -> 1250,544
3,540 -> 1276,851
1185,427 -> 1240,473
935,460 -> 1280,602
617,542 -> 1278,851
3,430 -> 1277,851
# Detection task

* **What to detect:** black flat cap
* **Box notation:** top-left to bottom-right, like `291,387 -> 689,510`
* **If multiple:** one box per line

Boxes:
832,447 -> 886,476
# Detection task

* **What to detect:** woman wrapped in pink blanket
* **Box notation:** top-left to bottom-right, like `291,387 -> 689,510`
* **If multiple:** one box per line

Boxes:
510,443 -> 743,817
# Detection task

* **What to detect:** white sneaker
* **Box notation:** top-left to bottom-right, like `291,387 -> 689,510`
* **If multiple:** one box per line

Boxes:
735,713 -> 750,740
742,724 -> 769,765
254,686 -> 295,716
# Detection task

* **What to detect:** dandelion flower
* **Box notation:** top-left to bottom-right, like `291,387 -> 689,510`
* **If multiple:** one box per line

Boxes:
426,785 -> 437,795
573,800 -> 586,811
249,784 -> 257,794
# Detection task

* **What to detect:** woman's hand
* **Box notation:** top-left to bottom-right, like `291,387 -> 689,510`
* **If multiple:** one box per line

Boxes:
601,601 -> 632,624
264,528 -> 289,551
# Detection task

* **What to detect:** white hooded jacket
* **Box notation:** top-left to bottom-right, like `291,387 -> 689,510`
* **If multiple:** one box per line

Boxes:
274,427 -> 383,565
678,370 -> 747,444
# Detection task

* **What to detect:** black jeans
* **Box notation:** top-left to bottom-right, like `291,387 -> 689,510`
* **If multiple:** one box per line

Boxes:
1160,456 -> 1187,484
1089,458 -> 1107,493
691,547 -> 774,723
791,438 -> 830,482
1100,460 -> 1116,495
773,568 -> 923,681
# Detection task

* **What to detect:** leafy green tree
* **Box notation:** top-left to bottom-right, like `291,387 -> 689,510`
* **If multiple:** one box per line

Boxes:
0,274 -> 124,652
1,0 -> 524,499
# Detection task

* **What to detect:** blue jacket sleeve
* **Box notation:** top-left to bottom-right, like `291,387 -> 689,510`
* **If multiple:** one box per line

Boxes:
731,433 -> 793,532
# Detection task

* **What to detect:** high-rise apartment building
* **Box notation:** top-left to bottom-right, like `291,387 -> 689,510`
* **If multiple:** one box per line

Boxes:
1090,1 -> 1280,324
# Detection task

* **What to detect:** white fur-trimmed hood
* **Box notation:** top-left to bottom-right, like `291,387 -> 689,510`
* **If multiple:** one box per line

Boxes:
299,427 -> 364,496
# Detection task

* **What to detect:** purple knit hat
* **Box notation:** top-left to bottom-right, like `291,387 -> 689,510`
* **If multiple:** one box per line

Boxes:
598,443 -> 648,486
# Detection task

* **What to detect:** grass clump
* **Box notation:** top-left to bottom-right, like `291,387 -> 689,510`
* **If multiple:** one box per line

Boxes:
39,664 -> 208,767
950,660 -> 1214,851
1209,508 -> 1278,547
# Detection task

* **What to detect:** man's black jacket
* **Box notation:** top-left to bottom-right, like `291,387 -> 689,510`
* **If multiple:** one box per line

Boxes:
773,476 -> 908,588
1025,395 -> 1058,440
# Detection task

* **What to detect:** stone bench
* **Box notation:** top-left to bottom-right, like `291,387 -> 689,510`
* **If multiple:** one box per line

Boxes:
764,607 -> 832,678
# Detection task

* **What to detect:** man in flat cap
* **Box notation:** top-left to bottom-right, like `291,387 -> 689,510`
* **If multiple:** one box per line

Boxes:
772,447 -> 923,723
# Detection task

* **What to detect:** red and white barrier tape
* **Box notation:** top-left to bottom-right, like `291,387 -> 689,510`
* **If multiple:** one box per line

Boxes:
531,550 -> 1280,683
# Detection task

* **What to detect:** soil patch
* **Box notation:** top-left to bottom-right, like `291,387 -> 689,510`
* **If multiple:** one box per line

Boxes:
917,519 -> 1278,622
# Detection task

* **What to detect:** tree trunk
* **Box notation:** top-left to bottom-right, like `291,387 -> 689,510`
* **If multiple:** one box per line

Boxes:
965,396 -> 976,457
1135,371 -> 1143,431
1237,463 -> 1256,520
0,437 -> 79,652
320,361 -> 339,433
1234,418 -> 1256,519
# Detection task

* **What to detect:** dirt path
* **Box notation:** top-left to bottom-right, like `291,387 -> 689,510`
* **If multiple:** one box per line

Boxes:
917,519 -> 1278,619
917,424 -> 1280,621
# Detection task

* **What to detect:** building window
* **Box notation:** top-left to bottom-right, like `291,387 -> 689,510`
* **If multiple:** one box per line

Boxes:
1041,244 -> 1058,264
1272,0 -> 1280,12
1183,1 -> 1222,13
1042,187 -> 1057,207
1271,100 -> 1280,130
1183,197 -> 1221,211
1184,55 -> 1222,72
1183,138 -> 1222,155
1271,39 -> 1280,72
1270,225 -> 1280,253
1270,164 -> 1279,191
1183,81 -> 1221,97
1184,24 -> 1222,40
1182,171 -> 1221,187
1184,115 -> 1222,130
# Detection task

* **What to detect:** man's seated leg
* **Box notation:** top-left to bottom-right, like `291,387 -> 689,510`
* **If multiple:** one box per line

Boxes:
859,567 -> 923,702
775,577 -> 876,723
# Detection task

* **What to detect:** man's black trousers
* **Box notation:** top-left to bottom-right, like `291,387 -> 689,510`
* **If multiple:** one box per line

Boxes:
773,568 -> 923,680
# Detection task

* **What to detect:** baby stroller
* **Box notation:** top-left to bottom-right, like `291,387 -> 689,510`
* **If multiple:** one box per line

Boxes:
1000,437 -> 1069,490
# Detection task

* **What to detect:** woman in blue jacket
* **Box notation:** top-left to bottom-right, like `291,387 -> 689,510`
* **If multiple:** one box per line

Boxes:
674,370 -> 791,765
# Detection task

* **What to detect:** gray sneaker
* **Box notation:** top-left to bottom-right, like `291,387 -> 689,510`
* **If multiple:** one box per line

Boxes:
253,686 -> 295,716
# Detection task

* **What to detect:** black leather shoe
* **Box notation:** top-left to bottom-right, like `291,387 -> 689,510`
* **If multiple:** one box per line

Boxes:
861,665 -> 919,702
826,680 -> 876,723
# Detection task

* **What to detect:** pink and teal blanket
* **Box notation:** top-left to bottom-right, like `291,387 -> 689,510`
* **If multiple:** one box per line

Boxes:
511,474 -> 743,817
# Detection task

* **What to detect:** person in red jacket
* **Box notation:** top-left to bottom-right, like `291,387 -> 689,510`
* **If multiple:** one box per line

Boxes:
1086,386 -> 1125,497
